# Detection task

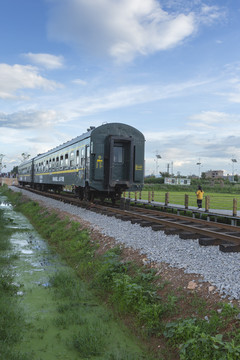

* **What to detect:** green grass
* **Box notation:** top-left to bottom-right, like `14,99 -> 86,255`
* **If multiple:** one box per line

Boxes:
127,190 -> 240,211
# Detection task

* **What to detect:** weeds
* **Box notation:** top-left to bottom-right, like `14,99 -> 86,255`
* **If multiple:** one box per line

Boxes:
164,318 -> 240,359
70,321 -> 108,356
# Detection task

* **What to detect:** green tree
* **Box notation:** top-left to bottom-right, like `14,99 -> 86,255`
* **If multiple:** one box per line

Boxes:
10,166 -> 18,175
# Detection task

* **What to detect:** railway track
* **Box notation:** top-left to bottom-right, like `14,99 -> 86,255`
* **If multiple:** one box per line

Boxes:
17,186 -> 240,253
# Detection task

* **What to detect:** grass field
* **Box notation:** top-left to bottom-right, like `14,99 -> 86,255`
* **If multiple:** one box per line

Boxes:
125,190 -> 240,211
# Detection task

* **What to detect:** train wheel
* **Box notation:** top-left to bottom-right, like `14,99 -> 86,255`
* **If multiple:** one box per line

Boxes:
90,192 -> 94,202
83,186 -> 91,201
100,195 -> 105,203
111,195 -> 116,205
79,189 -> 84,200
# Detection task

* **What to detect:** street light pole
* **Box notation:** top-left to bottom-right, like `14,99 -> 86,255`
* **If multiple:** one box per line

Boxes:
231,158 -> 237,177
196,160 -> 202,178
155,153 -> 161,176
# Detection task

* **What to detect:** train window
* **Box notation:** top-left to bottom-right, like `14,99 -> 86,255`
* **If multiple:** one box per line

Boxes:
65,153 -> 69,166
70,160 -> 74,167
70,151 -> 74,158
76,150 -> 79,165
113,145 -> 123,163
60,155 -> 63,166
81,148 -> 85,166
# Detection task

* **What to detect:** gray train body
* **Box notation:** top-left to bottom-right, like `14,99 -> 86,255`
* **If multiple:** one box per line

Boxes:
18,123 -> 145,201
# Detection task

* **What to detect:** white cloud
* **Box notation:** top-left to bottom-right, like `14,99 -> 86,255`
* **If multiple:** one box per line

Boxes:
57,78 -> 210,117
72,78 -> 87,85
47,0 -> 224,63
0,64 -> 61,99
23,53 -> 64,69
188,111 -> 239,128
199,4 -> 226,25
0,110 -> 66,129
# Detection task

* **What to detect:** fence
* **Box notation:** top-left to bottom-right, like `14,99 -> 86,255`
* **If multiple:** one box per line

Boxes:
123,191 -> 239,217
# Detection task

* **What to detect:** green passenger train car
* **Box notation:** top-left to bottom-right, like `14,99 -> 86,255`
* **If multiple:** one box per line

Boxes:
18,123 -> 145,202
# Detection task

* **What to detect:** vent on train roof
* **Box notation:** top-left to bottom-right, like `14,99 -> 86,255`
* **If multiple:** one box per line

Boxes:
87,126 -> 95,131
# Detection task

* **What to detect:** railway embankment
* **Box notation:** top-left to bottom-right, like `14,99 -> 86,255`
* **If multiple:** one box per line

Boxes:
2,185 -> 240,360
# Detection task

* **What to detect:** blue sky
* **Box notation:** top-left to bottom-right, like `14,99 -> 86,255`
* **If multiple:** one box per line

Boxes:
1,0 -> 240,176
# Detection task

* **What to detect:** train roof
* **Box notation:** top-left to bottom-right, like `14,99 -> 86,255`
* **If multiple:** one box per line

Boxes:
34,128 -> 94,162
20,123 -> 144,165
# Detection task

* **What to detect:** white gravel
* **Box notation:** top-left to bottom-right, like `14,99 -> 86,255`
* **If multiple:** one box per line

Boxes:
11,187 -> 240,301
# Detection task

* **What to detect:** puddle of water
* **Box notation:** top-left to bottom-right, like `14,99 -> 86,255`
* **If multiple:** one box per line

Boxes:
0,197 -> 12,209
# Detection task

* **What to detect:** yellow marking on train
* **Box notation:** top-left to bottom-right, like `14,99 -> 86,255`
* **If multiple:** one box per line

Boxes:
35,168 -> 84,176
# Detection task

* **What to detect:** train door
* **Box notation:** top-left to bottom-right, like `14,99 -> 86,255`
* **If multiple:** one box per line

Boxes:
85,145 -> 90,180
109,137 -> 133,186
31,159 -> 34,184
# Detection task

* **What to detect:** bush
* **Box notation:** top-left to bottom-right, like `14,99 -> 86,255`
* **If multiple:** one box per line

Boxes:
164,319 -> 240,360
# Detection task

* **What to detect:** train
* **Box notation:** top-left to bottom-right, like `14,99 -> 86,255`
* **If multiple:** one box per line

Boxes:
18,123 -> 145,202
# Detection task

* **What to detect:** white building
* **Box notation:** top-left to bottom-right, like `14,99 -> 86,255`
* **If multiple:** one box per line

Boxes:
164,177 -> 191,186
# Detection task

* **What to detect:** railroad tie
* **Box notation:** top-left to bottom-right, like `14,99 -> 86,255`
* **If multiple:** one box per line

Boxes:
198,238 -> 228,246
179,232 -> 199,240
219,243 -> 240,253
151,224 -> 165,231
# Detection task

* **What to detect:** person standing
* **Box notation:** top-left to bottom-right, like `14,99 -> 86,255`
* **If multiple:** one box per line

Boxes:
196,185 -> 204,208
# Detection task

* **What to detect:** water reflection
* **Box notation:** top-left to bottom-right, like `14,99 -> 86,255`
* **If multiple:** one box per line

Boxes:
0,201 -> 12,209
1,195 -> 64,291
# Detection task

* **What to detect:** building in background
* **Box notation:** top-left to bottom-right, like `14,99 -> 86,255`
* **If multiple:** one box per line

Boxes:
205,170 -> 224,179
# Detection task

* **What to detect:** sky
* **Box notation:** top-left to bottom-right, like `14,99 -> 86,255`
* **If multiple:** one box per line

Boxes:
1,0 -> 240,177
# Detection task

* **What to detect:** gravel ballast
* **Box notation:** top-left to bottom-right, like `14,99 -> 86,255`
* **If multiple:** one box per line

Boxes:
10,187 -> 240,301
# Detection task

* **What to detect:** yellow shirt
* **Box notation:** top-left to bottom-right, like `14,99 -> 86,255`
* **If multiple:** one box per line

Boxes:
196,190 -> 204,200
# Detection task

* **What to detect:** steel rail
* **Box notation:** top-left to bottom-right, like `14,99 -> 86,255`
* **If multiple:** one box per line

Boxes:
92,205 -> 240,246
16,186 -> 240,250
